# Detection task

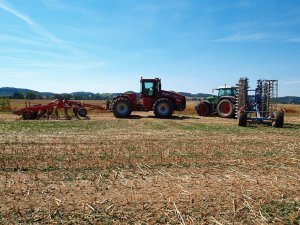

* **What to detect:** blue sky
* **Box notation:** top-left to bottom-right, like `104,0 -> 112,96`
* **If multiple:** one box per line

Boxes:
0,0 -> 300,96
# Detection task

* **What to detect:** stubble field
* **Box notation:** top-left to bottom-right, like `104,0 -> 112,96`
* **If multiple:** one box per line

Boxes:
0,100 -> 300,224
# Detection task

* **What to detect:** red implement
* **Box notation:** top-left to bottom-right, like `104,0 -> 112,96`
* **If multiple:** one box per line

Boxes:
14,99 -> 108,120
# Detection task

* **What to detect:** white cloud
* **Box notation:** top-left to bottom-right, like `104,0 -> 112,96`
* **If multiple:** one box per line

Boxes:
214,32 -> 272,42
283,80 -> 300,85
284,38 -> 300,43
0,0 -> 61,44
0,0 -> 109,67
39,0 -> 67,10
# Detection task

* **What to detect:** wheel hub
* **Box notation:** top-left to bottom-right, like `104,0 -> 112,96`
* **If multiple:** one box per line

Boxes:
158,103 -> 169,115
220,102 -> 231,114
118,103 -> 128,114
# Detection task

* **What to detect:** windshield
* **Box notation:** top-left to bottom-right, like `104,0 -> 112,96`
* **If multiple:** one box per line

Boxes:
141,82 -> 155,96
218,88 -> 236,96
141,81 -> 160,96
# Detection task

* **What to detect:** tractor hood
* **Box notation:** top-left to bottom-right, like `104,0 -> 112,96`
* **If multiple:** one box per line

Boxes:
160,90 -> 185,100
205,96 -> 216,102
160,90 -> 186,111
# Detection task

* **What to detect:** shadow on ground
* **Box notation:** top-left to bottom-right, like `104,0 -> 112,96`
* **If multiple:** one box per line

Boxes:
128,115 -> 198,120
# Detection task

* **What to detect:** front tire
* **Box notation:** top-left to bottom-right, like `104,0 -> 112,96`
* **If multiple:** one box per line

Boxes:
195,102 -> 211,116
112,97 -> 132,118
77,108 -> 88,117
217,99 -> 235,118
153,98 -> 174,118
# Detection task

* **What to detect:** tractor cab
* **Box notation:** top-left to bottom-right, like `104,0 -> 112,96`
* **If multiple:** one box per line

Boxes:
140,78 -> 161,110
216,87 -> 236,97
206,87 -> 236,104
140,78 -> 161,97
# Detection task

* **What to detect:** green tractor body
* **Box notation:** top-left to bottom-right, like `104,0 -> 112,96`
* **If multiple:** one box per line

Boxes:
195,87 -> 236,118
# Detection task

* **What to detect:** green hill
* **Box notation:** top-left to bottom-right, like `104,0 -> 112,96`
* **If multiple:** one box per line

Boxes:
0,87 -> 299,104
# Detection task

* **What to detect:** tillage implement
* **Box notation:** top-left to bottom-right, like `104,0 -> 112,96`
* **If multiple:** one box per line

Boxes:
236,77 -> 284,127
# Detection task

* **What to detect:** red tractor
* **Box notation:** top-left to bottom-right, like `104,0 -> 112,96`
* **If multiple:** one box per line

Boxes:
111,77 -> 186,118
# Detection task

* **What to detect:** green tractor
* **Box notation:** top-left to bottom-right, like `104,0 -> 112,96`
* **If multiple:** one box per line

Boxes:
195,86 -> 236,118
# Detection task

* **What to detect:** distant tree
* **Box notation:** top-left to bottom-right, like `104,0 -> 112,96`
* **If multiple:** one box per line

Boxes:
26,91 -> 37,100
62,94 -> 72,100
73,95 -> 83,100
125,91 -> 135,94
54,94 -> 63,100
13,92 -> 25,99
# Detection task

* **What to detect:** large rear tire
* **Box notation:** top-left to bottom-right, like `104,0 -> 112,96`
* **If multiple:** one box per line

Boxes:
153,98 -> 174,118
195,102 -> 211,116
237,112 -> 247,126
272,111 -> 284,128
112,97 -> 132,118
217,99 -> 235,118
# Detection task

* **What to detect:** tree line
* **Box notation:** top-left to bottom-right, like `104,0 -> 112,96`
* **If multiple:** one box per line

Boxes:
6,92 -> 120,100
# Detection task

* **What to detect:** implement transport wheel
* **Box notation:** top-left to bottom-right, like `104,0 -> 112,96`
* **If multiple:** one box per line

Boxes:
77,108 -> 88,117
217,99 -> 235,118
112,97 -> 132,118
272,111 -> 284,128
196,102 -> 210,116
153,98 -> 174,118
237,112 -> 247,126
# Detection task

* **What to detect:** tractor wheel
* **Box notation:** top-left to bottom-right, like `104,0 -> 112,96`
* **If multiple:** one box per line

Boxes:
153,98 -> 174,118
77,108 -> 88,118
195,102 -> 210,116
237,112 -> 247,127
112,97 -> 132,118
272,111 -> 284,128
217,99 -> 235,118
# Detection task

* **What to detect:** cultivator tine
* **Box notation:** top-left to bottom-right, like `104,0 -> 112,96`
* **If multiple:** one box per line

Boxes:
235,77 -> 248,117
64,108 -> 73,120
36,110 -> 47,119
54,108 -> 59,119
262,81 -> 270,117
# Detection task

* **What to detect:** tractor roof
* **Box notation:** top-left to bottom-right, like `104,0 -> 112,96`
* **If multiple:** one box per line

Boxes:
140,77 -> 161,82
216,86 -> 236,90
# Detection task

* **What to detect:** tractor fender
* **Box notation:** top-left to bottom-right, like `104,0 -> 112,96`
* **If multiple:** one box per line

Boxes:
112,94 -> 131,102
219,96 -> 236,103
112,94 -> 137,111
161,96 -> 186,111
158,90 -> 186,111
155,97 -> 175,108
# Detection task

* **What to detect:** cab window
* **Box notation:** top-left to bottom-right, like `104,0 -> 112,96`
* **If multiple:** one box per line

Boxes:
231,88 -> 237,96
218,89 -> 225,96
142,82 -> 155,96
